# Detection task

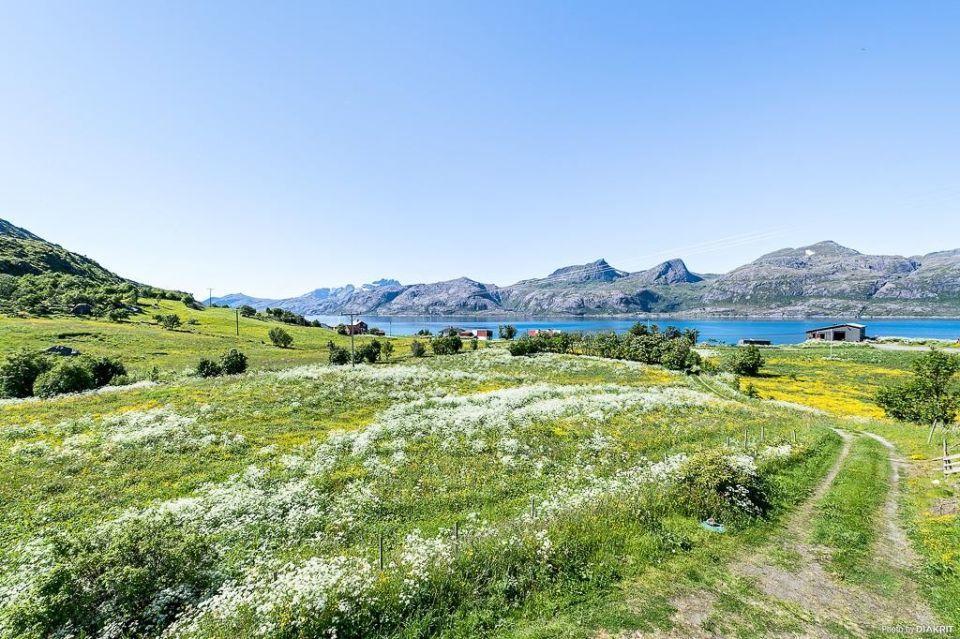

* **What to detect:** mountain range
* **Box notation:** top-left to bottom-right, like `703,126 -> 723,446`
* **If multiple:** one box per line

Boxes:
211,241 -> 960,318
2,217 -> 958,318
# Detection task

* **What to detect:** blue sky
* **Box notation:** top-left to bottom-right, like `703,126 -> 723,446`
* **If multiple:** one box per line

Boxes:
1,2 -> 958,298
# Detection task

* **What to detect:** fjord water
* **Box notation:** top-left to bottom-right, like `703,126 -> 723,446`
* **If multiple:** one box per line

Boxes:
308,316 -> 960,344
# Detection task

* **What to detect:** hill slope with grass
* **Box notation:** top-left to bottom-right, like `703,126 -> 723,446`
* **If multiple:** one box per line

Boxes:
0,218 -> 119,280
0,218 -> 189,316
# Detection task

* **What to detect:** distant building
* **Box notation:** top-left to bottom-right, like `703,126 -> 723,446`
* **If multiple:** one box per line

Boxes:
528,329 -> 562,337
341,320 -> 368,336
474,329 -> 493,340
738,339 -> 772,346
805,323 -> 866,342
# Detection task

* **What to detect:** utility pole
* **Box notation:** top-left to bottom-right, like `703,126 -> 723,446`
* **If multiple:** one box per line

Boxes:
235,309 -> 240,336
346,312 -> 357,367
208,288 -> 213,308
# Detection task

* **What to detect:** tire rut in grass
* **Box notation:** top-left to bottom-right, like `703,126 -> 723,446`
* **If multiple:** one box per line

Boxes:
631,429 -> 941,638
732,430 -> 938,636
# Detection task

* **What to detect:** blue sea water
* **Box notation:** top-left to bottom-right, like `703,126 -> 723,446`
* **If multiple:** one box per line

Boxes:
306,315 -> 960,345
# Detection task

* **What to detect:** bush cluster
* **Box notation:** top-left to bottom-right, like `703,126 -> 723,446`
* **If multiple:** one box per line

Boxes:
195,349 -> 248,378
328,339 -> 386,365
262,307 -> 323,327
268,327 -> 293,348
430,335 -> 463,356
507,323 -> 701,372
0,351 -> 126,399
0,272 -> 190,317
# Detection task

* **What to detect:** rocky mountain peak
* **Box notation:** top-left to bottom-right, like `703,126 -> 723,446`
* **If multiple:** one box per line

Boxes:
547,258 -> 628,283
632,258 -> 702,285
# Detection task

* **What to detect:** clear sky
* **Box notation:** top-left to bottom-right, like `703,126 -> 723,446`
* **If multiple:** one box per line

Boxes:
2,2 -> 958,298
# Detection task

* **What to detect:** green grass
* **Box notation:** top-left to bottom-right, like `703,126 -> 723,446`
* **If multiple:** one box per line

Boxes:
0,333 -> 844,639
0,299 -> 419,376
810,436 -> 890,582
1,312 -> 955,637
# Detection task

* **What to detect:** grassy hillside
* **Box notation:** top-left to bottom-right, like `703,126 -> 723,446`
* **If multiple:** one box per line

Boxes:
0,300 -> 416,375
0,220 -> 118,280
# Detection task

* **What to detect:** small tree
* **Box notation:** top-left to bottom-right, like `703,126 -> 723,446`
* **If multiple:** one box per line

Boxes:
327,342 -> 350,365
729,345 -> 764,376
382,341 -> 394,361
410,340 -> 427,358
498,324 -> 517,340
358,339 -> 382,364
220,349 -> 248,375
470,337 -> 479,351
268,327 -> 293,348
239,305 -> 256,318
876,350 -> 960,424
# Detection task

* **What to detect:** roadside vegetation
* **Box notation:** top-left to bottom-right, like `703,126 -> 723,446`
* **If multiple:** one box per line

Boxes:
509,323 -> 702,372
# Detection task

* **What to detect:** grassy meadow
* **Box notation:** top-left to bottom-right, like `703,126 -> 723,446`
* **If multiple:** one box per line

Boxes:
0,300 -> 416,376
0,313 -> 958,637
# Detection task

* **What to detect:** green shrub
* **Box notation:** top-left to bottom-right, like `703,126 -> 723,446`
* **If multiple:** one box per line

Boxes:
673,448 -> 770,523
90,357 -> 126,387
410,340 -> 427,357
8,515 -> 222,639
195,358 -> 223,378
0,351 -> 52,398
328,343 -> 351,365
219,349 -> 247,375
728,344 -> 764,376
498,324 -> 517,340
382,341 -> 394,361
153,313 -> 182,330
660,339 -> 701,372
430,335 -> 463,356
33,359 -> 97,398
268,327 -> 293,348
358,339 -> 382,364
238,305 -> 256,317
876,350 -> 960,423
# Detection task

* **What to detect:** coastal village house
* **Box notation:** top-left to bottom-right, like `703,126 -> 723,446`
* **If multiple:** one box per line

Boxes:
804,323 -> 867,342
341,320 -> 369,336
458,329 -> 494,340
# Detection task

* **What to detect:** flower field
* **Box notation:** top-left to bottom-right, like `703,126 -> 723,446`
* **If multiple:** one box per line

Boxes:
1,348 -> 845,638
